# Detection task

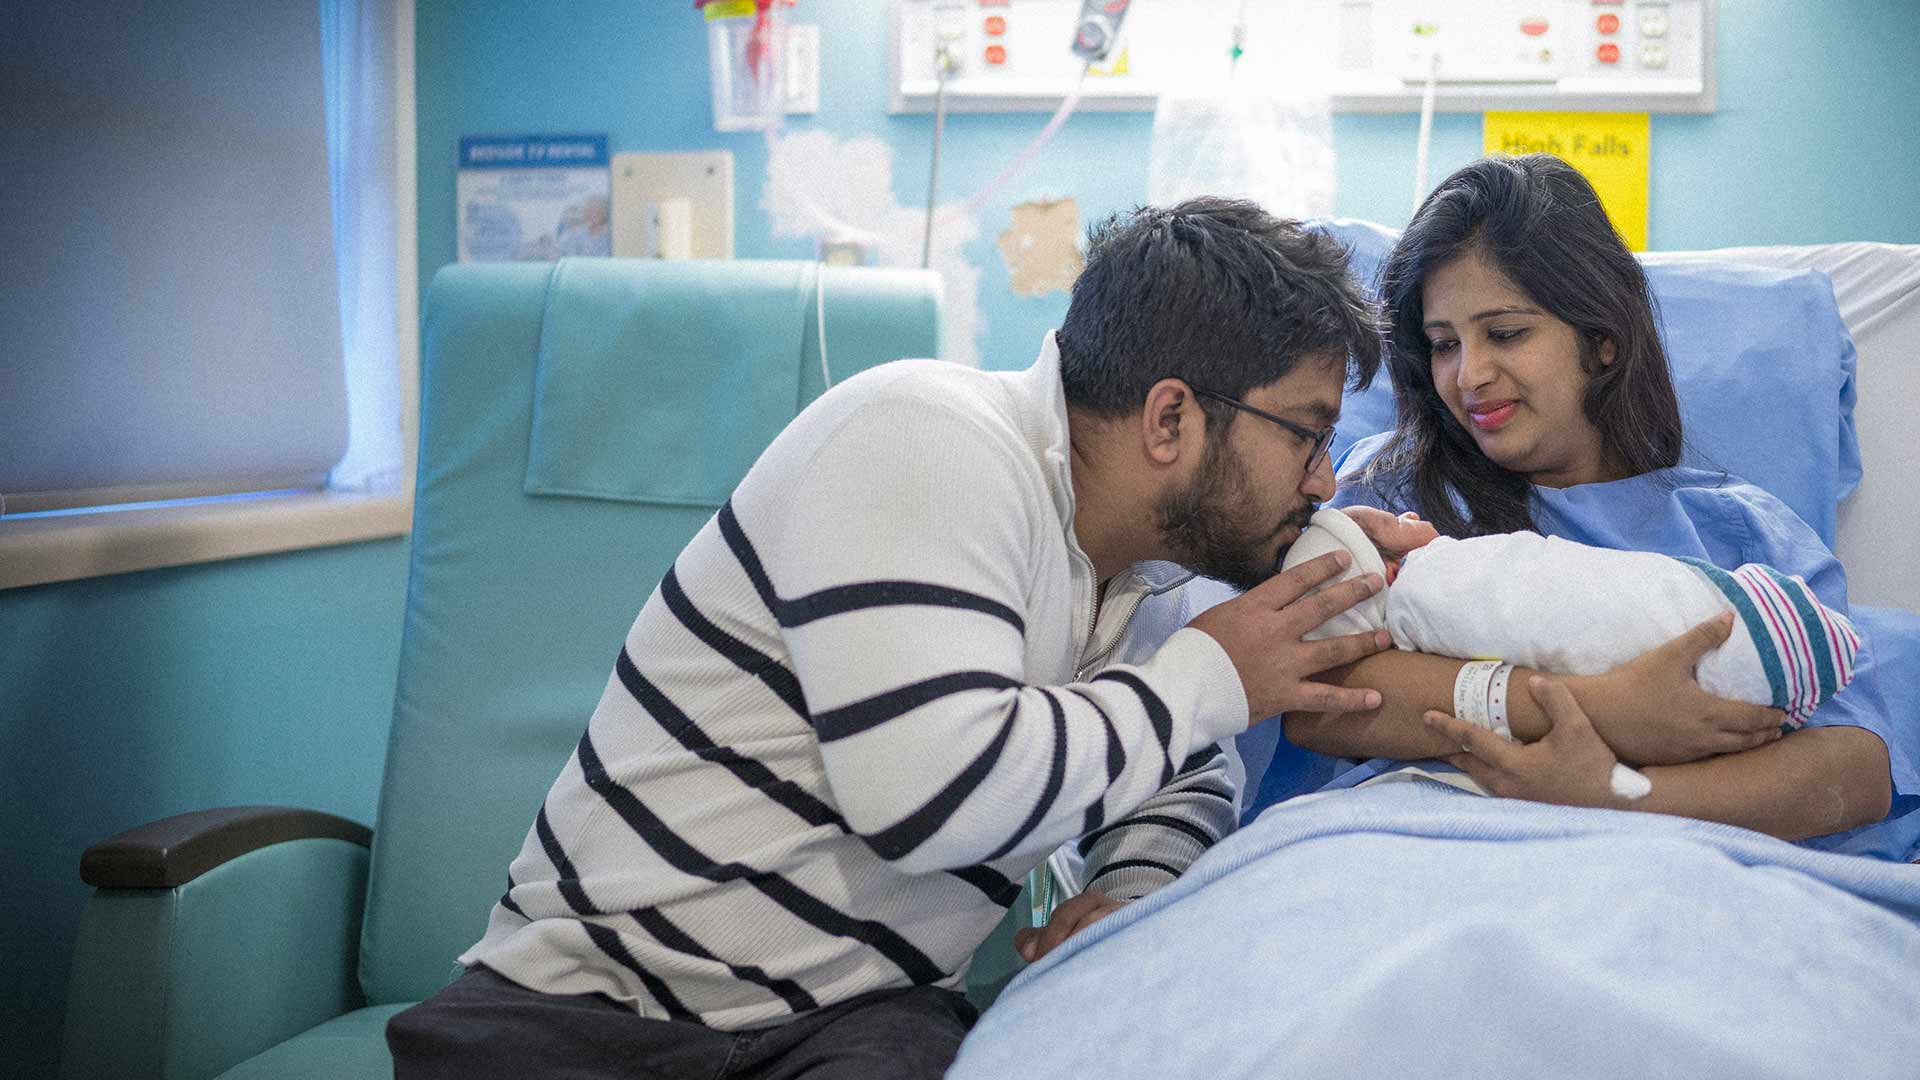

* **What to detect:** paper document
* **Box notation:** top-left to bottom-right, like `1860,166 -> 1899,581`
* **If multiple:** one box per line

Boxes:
458,134 -> 611,262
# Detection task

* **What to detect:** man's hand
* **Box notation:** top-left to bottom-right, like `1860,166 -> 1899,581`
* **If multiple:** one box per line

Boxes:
1013,890 -> 1128,963
1187,551 -> 1390,725
1425,676 -> 1622,808
1573,612 -> 1786,765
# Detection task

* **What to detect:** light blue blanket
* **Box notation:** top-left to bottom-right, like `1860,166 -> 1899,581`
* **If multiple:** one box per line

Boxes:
952,781 -> 1920,1079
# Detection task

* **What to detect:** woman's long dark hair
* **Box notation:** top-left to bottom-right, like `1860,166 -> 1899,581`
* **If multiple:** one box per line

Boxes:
1360,154 -> 1684,537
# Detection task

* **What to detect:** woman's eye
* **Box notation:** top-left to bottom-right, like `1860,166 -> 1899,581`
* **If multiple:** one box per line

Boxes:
1488,327 -> 1528,344
1428,339 -> 1458,356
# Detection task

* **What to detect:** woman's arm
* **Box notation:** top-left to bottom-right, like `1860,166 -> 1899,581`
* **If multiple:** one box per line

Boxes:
1283,650 -> 1547,759
1630,726 -> 1892,839
1284,615 -> 1785,766
1427,677 -> 1894,841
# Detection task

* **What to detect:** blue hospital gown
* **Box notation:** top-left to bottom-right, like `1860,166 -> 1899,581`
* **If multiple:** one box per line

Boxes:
1245,432 -> 1920,860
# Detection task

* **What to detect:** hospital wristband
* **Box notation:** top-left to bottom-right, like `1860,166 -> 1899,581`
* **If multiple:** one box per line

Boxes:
1452,660 -> 1504,736
1485,662 -> 1515,740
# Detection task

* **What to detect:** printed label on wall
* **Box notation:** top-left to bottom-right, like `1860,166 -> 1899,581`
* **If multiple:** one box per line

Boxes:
1483,112 -> 1650,251
458,135 -> 611,262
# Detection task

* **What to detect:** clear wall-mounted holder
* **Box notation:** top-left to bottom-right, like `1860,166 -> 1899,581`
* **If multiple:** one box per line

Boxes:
706,1 -> 789,132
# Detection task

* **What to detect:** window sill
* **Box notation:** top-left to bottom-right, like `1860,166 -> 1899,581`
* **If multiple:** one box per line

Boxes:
0,489 -> 411,590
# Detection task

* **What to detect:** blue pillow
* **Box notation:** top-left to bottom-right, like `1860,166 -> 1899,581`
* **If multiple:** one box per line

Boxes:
1315,219 -> 1861,544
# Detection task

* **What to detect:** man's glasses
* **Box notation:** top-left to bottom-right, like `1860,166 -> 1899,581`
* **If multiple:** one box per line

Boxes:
1186,385 -> 1337,475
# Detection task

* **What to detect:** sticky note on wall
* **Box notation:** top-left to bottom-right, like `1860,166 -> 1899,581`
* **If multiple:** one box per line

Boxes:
1483,112 -> 1650,251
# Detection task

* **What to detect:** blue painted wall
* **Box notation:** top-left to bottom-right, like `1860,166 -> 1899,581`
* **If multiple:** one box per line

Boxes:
417,0 -> 1919,378
4,539 -> 407,1079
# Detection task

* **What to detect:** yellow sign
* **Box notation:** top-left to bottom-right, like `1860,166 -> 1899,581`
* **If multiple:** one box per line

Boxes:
1483,112 -> 1650,251
702,0 -> 758,20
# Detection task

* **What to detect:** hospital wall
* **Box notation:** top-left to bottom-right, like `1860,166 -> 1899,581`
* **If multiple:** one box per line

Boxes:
417,0 -> 1919,376
0,540 -> 408,1079
5,2 -> 1915,1078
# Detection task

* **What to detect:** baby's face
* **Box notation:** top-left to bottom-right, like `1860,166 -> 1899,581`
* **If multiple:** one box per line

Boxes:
1379,515 -> 1441,585
1320,506 -> 1441,586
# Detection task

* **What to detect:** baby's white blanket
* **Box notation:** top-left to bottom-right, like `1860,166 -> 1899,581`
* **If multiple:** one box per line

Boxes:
1287,511 -> 1857,721
1396,531 -> 1747,685
1394,531 -> 1862,722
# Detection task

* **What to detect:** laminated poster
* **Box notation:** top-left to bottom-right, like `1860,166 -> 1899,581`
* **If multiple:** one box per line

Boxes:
458,134 -> 611,262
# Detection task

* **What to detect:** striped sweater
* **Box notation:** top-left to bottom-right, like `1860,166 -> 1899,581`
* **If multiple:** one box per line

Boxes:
461,335 -> 1250,1029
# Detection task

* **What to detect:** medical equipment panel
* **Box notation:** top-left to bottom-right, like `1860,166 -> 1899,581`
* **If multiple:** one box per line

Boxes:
890,0 -> 1715,113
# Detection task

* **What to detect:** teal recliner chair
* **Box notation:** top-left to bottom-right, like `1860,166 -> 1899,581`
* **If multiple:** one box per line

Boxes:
61,259 -> 1031,1079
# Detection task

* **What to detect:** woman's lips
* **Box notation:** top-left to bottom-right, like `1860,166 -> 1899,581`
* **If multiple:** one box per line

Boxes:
1466,400 -> 1517,431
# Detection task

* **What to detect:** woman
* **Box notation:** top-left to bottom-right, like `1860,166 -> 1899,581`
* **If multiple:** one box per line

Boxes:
1283,154 -> 1901,848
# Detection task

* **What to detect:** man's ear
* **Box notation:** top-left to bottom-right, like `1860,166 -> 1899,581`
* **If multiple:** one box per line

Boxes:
1141,379 -> 1200,466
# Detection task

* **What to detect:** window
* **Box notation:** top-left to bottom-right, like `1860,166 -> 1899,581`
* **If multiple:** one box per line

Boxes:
0,0 -> 416,587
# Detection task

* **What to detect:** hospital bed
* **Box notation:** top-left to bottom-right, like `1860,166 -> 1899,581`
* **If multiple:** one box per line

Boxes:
955,227 -> 1920,1078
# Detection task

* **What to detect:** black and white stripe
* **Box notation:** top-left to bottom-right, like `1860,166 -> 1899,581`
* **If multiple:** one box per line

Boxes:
1092,669 -> 1178,786
659,567 -> 809,718
718,502 -> 1027,635
617,629 -> 1019,905
571,729 -> 948,985
1074,747 -> 1236,902
462,355 -> 1248,1031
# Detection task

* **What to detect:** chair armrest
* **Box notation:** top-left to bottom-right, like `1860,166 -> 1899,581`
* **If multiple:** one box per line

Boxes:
61,807 -> 374,1080
81,804 -> 372,888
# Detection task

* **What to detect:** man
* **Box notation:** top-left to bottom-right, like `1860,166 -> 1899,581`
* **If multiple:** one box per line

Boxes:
388,197 -> 1390,1078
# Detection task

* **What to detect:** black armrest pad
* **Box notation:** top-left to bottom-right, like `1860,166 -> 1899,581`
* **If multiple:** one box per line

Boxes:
81,805 -> 373,888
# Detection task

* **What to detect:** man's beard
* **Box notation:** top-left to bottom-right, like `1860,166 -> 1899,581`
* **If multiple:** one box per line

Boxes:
1156,438 -> 1316,592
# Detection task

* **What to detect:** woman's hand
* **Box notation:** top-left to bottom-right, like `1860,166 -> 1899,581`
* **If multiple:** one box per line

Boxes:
1424,676 -> 1624,809
1570,612 -> 1786,766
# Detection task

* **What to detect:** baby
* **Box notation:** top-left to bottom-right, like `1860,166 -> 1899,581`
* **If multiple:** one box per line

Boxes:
1285,508 -> 1862,797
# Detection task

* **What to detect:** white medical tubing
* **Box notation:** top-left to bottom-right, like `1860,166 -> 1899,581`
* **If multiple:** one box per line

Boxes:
922,47 -> 953,269
815,261 -> 831,389
915,57 -> 1090,267
772,46 -> 1091,253
1412,51 -> 1438,216
960,60 -> 1092,216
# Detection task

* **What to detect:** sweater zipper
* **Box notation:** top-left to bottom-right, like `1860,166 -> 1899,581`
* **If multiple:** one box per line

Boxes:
1077,588 -> 1149,681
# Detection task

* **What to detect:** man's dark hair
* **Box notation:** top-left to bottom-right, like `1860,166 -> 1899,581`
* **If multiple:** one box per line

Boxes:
1362,154 -> 1684,538
1056,197 -> 1382,424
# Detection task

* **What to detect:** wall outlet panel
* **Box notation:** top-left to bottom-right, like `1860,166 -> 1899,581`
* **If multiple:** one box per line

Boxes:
611,150 -> 734,259
890,0 -> 1714,114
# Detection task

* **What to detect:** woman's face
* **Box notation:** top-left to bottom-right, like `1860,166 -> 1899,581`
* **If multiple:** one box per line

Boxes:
1419,248 -> 1616,488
